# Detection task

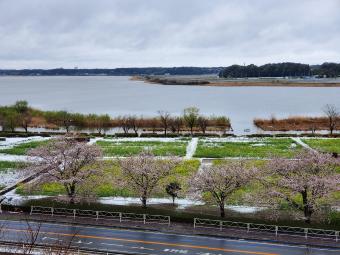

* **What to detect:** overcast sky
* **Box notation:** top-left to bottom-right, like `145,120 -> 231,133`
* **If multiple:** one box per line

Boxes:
0,0 -> 339,68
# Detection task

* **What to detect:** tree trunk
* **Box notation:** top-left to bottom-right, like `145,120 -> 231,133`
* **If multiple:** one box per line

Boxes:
172,196 -> 175,206
23,123 -> 28,133
329,117 -> 334,135
304,207 -> 312,224
67,184 -> 76,204
141,196 -> 147,208
69,195 -> 75,204
219,203 -> 225,218
141,189 -> 148,208
301,190 -> 312,223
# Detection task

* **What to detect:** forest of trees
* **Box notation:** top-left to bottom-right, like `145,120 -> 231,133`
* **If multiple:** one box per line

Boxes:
311,62 -> 340,78
219,63 -> 311,78
219,62 -> 340,78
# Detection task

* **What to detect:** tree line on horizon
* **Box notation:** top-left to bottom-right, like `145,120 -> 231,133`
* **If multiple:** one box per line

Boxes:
219,62 -> 340,78
1,62 -> 340,78
0,67 -> 223,76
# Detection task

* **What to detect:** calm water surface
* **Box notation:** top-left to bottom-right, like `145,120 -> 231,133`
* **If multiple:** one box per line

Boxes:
1,76 -> 339,134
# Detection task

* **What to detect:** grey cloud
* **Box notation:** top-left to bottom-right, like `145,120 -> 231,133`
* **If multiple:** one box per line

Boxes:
0,0 -> 339,68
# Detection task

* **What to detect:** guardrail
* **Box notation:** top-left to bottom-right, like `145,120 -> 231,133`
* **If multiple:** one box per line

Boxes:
194,218 -> 340,242
30,206 -> 170,226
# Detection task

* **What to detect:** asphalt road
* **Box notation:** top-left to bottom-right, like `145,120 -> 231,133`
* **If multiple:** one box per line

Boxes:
0,220 -> 339,255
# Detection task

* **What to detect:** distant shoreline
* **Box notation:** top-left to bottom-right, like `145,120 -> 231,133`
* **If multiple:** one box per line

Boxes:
132,76 -> 340,88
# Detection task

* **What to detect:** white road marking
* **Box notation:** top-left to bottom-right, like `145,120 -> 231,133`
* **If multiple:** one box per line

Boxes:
100,242 -> 124,247
42,236 -> 59,241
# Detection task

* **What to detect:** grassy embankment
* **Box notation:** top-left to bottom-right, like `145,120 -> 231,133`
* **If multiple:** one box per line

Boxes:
15,158 -> 340,229
194,138 -> 302,158
13,154 -> 340,228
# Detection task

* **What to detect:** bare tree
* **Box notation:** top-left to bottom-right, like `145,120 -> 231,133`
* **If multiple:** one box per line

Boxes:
27,136 -> 102,204
4,219 -> 78,255
151,117 -> 159,134
323,104 -> 339,135
95,114 -> 111,135
158,111 -> 171,136
190,161 -> 257,217
119,116 -> 132,134
169,117 -> 183,134
118,152 -> 180,208
183,107 -> 199,135
128,115 -> 141,135
197,116 -> 209,134
262,150 -> 340,223
21,221 -> 42,254
57,111 -> 73,133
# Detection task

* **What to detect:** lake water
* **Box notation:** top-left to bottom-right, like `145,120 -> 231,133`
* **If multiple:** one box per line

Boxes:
0,76 -> 340,134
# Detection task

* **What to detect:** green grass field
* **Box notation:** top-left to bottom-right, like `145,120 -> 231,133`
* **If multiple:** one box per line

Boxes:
16,159 -> 200,198
194,138 -> 302,158
97,140 -> 188,156
302,138 -> 340,153
0,140 -> 50,155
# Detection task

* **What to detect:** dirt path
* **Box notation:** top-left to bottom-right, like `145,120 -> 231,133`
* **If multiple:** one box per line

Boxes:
185,138 -> 198,159
291,137 -> 316,151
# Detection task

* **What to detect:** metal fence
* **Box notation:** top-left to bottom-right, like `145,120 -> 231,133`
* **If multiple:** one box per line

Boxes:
30,206 -> 170,226
194,218 -> 340,242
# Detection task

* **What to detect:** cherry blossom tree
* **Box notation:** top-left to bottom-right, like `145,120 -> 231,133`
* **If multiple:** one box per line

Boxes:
263,150 -> 340,223
190,161 -> 257,217
27,136 -> 102,204
118,152 -> 180,208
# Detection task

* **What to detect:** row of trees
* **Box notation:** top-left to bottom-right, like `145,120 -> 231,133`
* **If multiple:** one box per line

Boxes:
24,137 -> 340,224
219,63 -> 311,78
0,101 -> 231,135
312,62 -> 340,78
219,62 -> 340,78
